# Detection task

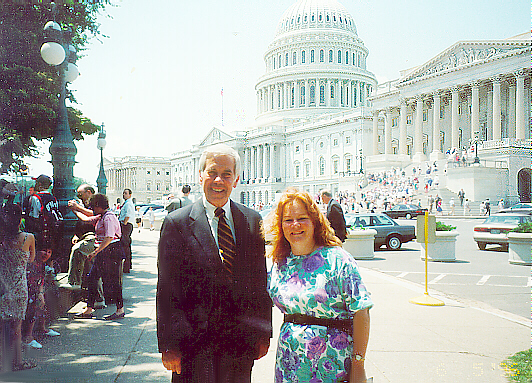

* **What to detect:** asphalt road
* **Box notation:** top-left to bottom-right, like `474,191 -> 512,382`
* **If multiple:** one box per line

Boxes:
355,217 -> 530,320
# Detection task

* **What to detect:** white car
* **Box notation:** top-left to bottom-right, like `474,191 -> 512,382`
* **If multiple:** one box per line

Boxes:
141,208 -> 167,231
473,213 -> 532,250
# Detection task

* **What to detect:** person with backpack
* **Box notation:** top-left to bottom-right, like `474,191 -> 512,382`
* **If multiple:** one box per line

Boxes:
22,175 -> 61,349
165,185 -> 193,213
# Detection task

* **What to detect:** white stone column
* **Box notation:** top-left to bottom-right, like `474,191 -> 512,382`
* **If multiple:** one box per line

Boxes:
269,144 -> 274,180
471,82 -> 480,142
305,79 -> 310,107
295,81 -> 300,108
244,148 -> 249,181
516,71 -> 526,139
399,98 -> 407,155
451,87 -> 459,149
263,144 -> 268,180
325,79 -> 330,107
384,108 -> 392,155
508,79 -> 516,138
492,76 -> 502,140
432,91 -> 441,155
372,110 -> 379,155
414,96 -> 424,156
251,146 -> 256,181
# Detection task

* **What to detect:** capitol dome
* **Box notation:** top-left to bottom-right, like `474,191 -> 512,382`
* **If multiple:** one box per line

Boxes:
255,0 -> 376,124
275,0 -> 358,37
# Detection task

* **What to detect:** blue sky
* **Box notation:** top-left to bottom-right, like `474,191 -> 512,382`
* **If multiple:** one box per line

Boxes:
26,0 -> 529,184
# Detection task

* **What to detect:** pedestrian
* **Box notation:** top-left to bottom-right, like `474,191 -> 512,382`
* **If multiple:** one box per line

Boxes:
72,193 -> 125,321
135,206 -> 142,233
147,207 -> 155,231
0,204 -> 37,372
458,189 -> 465,206
449,197 -> 456,216
428,195 -> 434,214
165,185 -> 193,213
119,189 -> 135,273
463,199 -> 471,215
65,184 -> 96,289
479,200 -> 485,215
22,174 -> 62,349
157,143 -> 272,382
435,195 -> 442,214
498,199 -> 504,212
485,198 -> 491,216
320,189 -> 347,242
267,188 -> 373,383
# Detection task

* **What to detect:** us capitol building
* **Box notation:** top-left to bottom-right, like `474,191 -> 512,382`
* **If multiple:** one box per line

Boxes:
104,0 -> 531,206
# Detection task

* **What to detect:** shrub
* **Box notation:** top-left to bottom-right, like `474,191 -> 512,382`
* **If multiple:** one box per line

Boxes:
435,221 -> 456,231
510,222 -> 532,233
501,348 -> 532,382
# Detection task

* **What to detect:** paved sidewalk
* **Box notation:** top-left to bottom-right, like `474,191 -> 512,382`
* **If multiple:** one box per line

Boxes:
4,228 -> 528,382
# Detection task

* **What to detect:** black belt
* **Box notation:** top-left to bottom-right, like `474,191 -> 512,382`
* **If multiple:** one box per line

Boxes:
284,314 -> 352,336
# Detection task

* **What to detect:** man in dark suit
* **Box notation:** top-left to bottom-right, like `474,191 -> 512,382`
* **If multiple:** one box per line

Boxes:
320,189 -> 347,242
157,144 -> 272,383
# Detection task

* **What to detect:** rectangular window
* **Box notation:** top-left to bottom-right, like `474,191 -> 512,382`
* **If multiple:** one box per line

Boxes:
295,165 -> 300,178
295,145 -> 300,153
406,115 -> 412,125
333,138 -> 338,147
302,51 -> 306,63
346,158 -> 351,172
345,136 -> 351,144
392,117 -> 398,127
423,111 -> 427,122
305,163 -> 310,177
440,106 -> 445,119
147,170 -> 151,175
333,160 -> 339,174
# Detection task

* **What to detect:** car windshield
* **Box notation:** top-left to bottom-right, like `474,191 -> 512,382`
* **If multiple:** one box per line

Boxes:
484,216 -> 522,225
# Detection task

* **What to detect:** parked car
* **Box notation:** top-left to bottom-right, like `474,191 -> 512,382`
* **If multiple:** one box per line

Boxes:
499,202 -> 532,215
473,213 -> 532,250
345,213 -> 416,250
383,204 -> 428,220
141,208 -> 168,231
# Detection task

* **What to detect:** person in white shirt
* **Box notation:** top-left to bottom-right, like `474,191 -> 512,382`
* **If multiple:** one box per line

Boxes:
119,189 -> 135,273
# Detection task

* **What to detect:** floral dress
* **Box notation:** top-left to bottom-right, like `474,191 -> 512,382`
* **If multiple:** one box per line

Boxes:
0,242 -> 30,320
268,246 -> 373,383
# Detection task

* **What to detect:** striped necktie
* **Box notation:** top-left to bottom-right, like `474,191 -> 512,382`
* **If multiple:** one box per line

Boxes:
215,207 -> 235,275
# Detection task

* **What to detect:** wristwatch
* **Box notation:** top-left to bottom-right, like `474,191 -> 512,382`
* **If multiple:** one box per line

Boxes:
353,353 -> 365,361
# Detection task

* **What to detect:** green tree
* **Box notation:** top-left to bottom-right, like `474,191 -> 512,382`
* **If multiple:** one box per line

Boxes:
0,1 -> 113,174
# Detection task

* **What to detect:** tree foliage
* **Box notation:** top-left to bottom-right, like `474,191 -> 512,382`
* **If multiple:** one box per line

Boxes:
0,1 -> 113,174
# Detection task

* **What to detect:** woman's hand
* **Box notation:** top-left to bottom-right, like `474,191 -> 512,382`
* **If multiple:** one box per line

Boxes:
37,292 -> 46,309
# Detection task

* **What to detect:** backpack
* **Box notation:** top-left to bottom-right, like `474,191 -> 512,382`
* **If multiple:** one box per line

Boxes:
33,192 -> 64,250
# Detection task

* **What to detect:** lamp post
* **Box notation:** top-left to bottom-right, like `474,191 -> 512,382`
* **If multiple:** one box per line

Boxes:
96,123 -> 108,194
359,148 -> 364,174
472,130 -> 480,164
40,2 -> 80,268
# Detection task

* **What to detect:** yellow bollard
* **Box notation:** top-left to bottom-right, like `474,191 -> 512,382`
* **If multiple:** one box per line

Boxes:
410,211 -> 445,306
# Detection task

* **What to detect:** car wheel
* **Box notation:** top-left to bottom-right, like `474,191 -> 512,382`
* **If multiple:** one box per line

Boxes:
405,213 -> 412,220
477,242 -> 486,250
387,235 -> 402,250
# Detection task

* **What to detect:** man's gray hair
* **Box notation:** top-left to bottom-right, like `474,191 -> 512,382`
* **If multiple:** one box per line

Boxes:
320,189 -> 332,198
199,144 -> 241,176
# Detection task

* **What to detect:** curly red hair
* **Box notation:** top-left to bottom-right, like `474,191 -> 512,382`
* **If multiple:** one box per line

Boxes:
266,187 -> 341,265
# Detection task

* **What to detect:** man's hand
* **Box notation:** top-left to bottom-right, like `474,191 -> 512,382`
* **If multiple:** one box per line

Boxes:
255,338 -> 270,360
162,350 -> 182,373
68,200 -> 81,211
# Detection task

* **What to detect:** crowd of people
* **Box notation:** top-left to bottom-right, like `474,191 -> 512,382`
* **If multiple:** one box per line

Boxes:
0,177 -> 136,373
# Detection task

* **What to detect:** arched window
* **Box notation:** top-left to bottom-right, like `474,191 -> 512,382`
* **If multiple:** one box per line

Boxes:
320,49 -> 324,62
294,161 -> 301,178
273,57 -> 276,69
319,14 -> 322,21
291,86 -> 295,106
345,51 -> 349,64
302,50 -> 306,63
352,52 -> 356,65
293,51 -> 297,65
300,86 -> 305,106
329,50 -> 333,62
311,14 -> 315,21
310,85 -> 315,105
285,52 -> 289,66
279,55 -> 282,67
338,50 -> 341,63
326,14 -> 330,21
310,50 -> 315,63
320,84 -> 325,104
332,155 -> 340,174
330,84 -> 334,99
319,157 -> 325,175
278,89 -> 281,108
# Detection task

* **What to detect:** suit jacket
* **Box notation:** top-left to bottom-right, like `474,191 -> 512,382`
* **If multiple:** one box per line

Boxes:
157,199 -> 272,358
327,199 -> 347,242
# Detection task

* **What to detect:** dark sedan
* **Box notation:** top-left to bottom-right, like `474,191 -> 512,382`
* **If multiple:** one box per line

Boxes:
384,204 -> 428,220
345,213 -> 416,250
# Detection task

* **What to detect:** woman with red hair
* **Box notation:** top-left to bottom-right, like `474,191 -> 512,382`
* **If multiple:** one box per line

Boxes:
267,188 -> 373,383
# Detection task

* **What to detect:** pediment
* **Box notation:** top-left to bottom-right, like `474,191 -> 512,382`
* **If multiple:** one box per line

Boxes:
400,39 -> 531,84
199,127 -> 234,146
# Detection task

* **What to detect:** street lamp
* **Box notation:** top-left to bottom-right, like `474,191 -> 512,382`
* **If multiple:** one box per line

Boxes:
472,130 -> 480,164
40,2 -> 79,267
359,148 -> 364,174
96,123 -> 108,194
